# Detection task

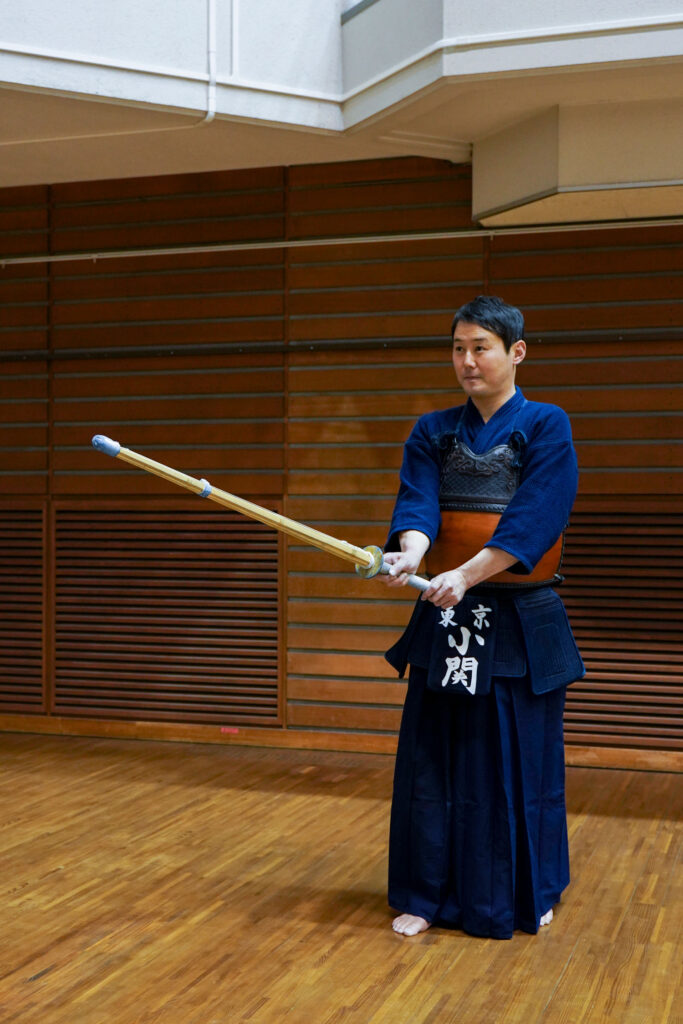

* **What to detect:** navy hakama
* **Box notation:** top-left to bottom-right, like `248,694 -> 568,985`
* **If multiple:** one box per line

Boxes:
388,669 -> 569,938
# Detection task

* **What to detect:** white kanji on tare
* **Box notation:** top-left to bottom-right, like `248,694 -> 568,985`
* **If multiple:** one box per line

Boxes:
447,628 -> 471,656
441,656 -> 479,694
439,608 -> 456,628
471,604 -> 492,630
438,601 -> 494,694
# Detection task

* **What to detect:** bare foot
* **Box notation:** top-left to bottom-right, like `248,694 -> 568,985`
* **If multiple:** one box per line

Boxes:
392,914 -> 431,936
540,908 -> 554,927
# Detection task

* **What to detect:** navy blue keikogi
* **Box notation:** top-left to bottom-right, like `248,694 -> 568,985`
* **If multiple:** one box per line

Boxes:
385,386 -> 584,938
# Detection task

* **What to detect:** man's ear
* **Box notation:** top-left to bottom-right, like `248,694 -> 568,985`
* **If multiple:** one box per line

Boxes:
512,340 -> 526,366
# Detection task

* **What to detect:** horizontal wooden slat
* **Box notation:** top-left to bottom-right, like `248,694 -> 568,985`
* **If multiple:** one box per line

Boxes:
288,600 -> 413,628
491,223 -> 683,251
289,178 -> 470,214
491,244 -> 683,278
284,496 -> 396,522
52,265 -> 283,302
53,422 -> 284,449
0,330 -> 49,354
287,703 -> 402,731
287,651 -> 395,679
51,191 -> 284,232
52,213 -> 286,253
289,285 -> 477,317
57,447 -> 283,475
53,473 -> 285,497
53,293 -> 284,326
53,368 -> 284,400
287,678 -> 407,704
289,254 -> 481,290
51,320 -> 284,351
287,576 -> 412,602
289,156 -> 469,187
56,168 -> 286,203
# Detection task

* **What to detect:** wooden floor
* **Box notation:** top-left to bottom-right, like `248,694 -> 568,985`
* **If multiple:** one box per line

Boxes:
0,736 -> 680,1024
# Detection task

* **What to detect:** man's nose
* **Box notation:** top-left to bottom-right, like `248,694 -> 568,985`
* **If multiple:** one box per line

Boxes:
463,349 -> 476,367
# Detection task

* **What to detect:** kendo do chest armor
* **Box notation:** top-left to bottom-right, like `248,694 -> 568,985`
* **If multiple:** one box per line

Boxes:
424,432 -> 564,586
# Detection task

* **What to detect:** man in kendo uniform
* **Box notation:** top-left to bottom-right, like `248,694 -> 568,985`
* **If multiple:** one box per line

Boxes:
382,295 -> 584,939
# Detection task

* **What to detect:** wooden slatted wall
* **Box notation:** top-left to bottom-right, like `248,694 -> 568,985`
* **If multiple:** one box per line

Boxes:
0,185 -> 49,493
284,168 -> 682,756
1,170 -> 287,727
487,228 -> 683,752
285,160 -> 480,742
0,157 -> 681,761
0,186 -> 49,714
53,507 -> 280,724
0,507 -> 45,712
50,168 -> 287,507
562,502 -> 682,751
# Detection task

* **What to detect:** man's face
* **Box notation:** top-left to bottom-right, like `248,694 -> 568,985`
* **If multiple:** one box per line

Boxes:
451,320 -> 525,403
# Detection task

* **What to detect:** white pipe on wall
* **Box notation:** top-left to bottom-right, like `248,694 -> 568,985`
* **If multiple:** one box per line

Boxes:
202,0 -> 217,124
0,0 -> 219,145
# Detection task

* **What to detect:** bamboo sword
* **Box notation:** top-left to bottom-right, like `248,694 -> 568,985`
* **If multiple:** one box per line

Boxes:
91,435 -> 429,592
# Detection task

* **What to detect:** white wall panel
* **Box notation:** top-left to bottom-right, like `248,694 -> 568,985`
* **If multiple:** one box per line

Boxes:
0,0 -> 207,71
236,0 -> 342,93
342,0 -> 442,91
443,0 -> 683,36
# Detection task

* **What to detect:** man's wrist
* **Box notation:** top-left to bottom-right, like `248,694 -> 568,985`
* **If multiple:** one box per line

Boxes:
453,567 -> 469,589
398,529 -> 430,559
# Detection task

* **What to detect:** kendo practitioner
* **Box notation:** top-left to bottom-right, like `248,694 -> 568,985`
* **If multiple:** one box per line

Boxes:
382,295 -> 584,939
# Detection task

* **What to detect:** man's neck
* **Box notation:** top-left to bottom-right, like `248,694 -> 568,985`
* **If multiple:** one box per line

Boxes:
472,385 -> 517,423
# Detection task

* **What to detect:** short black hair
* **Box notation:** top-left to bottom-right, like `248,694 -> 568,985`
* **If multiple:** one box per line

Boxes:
450,295 -> 524,353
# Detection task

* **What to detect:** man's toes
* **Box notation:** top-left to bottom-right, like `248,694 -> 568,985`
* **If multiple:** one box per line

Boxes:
392,914 -> 430,936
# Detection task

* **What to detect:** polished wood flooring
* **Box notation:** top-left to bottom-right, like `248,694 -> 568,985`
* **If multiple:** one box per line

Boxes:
0,735 -> 680,1024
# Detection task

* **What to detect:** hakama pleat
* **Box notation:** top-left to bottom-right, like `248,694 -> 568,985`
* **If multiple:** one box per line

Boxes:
388,667 -> 569,939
